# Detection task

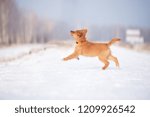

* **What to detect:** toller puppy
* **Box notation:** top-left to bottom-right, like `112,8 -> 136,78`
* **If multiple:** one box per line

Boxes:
63,29 -> 120,70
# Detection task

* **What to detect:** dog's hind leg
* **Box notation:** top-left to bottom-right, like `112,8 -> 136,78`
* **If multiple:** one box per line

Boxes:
108,55 -> 119,67
98,56 -> 109,70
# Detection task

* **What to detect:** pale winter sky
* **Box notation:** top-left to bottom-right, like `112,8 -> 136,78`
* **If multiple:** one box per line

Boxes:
16,0 -> 150,28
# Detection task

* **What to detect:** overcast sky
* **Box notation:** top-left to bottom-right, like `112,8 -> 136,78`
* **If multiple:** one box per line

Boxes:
16,0 -> 150,28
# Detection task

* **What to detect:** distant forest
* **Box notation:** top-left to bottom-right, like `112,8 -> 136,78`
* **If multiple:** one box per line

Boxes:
0,0 -> 150,46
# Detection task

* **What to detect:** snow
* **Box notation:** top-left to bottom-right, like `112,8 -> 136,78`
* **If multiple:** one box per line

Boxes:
0,44 -> 150,100
0,44 -> 44,58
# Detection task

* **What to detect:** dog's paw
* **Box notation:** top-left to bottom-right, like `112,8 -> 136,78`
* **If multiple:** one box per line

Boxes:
63,58 -> 68,61
102,67 -> 107,70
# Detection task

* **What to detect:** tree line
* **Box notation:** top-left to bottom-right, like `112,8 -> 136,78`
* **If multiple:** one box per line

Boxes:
0,0 -> 60,46
0,0 -> 149,46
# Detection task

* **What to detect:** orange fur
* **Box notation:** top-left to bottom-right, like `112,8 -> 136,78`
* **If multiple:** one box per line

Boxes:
63,28 -> 120,70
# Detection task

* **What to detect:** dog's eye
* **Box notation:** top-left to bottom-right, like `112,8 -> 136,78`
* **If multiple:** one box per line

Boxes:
77,33 -> 82,37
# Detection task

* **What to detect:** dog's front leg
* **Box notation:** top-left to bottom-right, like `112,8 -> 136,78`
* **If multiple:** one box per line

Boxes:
63,52 -> 78,61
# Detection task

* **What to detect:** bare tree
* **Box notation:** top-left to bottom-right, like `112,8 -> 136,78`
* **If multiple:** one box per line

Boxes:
0,0 -> 21,45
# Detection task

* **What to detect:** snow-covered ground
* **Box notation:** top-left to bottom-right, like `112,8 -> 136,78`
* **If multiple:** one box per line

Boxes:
0,44 -> 44,58
0,44 -> 150,100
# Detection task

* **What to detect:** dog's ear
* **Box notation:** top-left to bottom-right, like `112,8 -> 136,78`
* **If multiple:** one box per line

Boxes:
82,28 -> 87,34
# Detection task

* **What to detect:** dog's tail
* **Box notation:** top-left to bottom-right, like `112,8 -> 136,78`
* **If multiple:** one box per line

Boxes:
108,38 -> 121,46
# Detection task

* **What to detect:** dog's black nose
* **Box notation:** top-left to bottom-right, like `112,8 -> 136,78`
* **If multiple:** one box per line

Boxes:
70,30 -> 74,33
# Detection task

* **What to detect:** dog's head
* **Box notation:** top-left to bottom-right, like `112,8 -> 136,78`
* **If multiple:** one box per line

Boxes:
70,29 -> 87,43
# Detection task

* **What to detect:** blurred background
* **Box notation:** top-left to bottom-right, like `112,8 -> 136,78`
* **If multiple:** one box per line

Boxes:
0,0 -> 150,50
0,0 -> 150,100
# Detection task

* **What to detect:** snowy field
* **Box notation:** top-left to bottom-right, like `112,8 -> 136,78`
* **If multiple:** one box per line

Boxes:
0,44 -> 150,100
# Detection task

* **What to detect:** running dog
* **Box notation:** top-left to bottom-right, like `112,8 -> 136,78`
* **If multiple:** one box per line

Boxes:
63,28 -> 120,70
